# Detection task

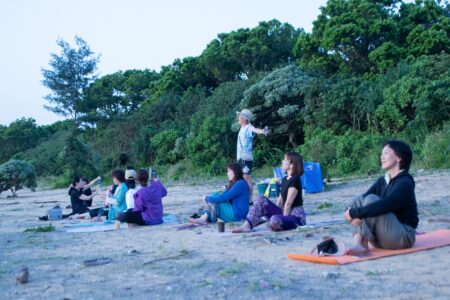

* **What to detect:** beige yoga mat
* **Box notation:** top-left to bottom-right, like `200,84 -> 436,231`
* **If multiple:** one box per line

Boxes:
288,229 -> 450,265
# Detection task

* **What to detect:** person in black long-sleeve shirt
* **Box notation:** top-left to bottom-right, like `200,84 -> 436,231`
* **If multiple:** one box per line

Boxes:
344,140 -> 418,254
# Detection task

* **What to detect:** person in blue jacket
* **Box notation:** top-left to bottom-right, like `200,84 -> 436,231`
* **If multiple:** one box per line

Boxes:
189,163 -> 249,224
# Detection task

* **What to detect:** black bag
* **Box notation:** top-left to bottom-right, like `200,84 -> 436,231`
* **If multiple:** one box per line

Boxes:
311,237 -> 346,256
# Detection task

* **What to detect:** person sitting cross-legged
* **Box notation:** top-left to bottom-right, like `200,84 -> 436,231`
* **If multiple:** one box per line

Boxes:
343,140 -> 419,255
232,151 -> 306,233
189,163 -> 250,224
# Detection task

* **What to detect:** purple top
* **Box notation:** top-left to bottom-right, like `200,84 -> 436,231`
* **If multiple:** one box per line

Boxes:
133,181 -> 167,224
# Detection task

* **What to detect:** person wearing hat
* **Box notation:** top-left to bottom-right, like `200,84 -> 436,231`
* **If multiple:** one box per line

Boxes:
236,109 -> 269,202
124,168 -> 141,209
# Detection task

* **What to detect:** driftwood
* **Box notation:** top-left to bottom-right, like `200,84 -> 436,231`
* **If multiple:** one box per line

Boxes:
0,201 -> 20,206
33,200 -> 59,204
143,250 -> 189,266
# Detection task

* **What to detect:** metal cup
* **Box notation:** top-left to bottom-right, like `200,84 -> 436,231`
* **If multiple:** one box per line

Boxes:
217,221 -> 225,233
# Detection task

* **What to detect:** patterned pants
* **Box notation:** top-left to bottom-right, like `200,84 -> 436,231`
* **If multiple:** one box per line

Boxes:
246,196 -> 306,231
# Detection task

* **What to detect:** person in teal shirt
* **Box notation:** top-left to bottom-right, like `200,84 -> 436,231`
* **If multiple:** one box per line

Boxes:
87,170 -> 128,220
189,163 -> 249,223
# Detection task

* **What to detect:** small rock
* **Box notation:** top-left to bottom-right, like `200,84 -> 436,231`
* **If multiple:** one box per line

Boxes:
304,233 -> 313,238
127,249 -> 140,255
16,267 -> 29,284
321,271 -> 339,279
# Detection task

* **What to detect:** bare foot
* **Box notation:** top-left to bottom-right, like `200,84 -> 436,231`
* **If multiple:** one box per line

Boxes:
189,217 -> 207,225
346,244 -> 369,255
232,222 -> 251,233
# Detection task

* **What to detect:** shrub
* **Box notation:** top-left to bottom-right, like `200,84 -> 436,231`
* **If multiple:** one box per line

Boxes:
422,123 -> 450,169
0,160 -> 37,197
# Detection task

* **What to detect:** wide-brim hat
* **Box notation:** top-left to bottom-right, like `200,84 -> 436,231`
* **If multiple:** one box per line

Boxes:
236,109 -> 254,122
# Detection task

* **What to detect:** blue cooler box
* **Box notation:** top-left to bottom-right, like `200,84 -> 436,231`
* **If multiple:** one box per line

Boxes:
301,162 -> 324,193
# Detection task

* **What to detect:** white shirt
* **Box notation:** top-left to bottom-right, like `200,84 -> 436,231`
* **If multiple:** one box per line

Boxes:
125,185 -> 141,209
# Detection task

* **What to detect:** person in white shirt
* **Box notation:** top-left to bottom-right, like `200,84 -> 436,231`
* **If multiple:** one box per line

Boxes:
236,109 -> 269,203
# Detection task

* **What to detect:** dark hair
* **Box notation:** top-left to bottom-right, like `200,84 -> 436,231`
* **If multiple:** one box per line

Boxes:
112,170 -> 126,183
126,179 -> 136,189
383,140 -> 413,171
72,176 -> 82,186
137,169 -> 149,186
285,152 -> 304,176
226,163 -> 244,189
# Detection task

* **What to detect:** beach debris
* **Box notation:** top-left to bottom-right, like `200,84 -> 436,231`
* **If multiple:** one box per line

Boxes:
263,237 -> 277,245
16,267 -> 29,284
82,257 -> 112,267
127,249 -> 141,255
143,249 -> 189,266
321,272 -> 340,279
428,218 -> 450,224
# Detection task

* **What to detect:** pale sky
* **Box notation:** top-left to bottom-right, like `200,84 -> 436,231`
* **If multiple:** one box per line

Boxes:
0,0 -> 327,126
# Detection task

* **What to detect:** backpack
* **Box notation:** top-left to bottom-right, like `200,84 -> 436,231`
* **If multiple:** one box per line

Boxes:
47,205 -> 63,220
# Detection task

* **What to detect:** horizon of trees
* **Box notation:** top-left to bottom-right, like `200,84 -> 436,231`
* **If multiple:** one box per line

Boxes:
1,0 -> 449,185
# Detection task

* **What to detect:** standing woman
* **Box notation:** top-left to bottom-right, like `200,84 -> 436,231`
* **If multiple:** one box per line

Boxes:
233,152 -> 306,232
189,163 -> 250,224
344,140 -> 418,254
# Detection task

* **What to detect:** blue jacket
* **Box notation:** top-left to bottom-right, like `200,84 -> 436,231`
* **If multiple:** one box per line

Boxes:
108,182 -> 128,220
206,179 -> 249,220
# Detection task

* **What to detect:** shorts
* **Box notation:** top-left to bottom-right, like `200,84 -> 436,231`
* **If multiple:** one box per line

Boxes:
238,159 -> 253,175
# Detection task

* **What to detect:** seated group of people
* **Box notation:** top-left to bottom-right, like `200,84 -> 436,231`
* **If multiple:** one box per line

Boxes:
68,168 -> 167,227
68,139 -> 419,253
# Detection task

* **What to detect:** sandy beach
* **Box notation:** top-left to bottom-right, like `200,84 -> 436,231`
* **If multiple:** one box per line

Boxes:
1,171 -> 449,299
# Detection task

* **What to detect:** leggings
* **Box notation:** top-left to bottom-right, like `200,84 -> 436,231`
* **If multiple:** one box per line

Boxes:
246,196 -> 306,231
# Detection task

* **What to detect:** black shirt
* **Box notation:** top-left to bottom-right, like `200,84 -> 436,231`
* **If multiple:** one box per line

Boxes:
349,171 -> 419,229
68,187 -> 93,207
280,175 -> 303,208
69,188 -> 89,214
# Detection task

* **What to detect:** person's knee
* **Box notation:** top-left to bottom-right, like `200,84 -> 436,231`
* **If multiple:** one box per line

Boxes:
363,194 -> 380,206
269,216 -> 284,231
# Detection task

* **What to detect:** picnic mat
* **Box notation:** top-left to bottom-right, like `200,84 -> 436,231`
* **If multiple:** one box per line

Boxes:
287,229 -> 450,265
64,215 -> 179,233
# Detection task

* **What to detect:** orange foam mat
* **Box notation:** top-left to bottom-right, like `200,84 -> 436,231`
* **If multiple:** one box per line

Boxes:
287,229 -> 450,265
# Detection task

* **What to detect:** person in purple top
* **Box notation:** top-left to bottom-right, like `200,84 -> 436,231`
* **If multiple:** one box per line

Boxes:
117,169 -> 167,226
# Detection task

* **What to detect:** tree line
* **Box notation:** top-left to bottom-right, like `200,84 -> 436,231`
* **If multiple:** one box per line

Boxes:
1,0 -> 449,187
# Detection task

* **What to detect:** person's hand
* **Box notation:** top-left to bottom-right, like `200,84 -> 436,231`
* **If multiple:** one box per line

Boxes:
351,218 -> 362,226
262,126 -> 269,136
343,208 -> 353,222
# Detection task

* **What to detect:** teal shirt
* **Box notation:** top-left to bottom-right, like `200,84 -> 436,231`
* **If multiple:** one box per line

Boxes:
108,182 -> 128,220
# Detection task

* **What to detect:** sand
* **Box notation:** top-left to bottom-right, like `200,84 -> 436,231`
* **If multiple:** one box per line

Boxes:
1,171 -> 449,299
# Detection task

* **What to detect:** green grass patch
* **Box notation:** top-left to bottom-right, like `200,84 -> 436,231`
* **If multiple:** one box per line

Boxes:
317,202 -> 333,209
24,223 -> 55,233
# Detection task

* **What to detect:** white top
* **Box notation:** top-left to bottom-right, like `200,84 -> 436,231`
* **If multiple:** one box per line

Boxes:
125,185 -> 141,209
237,124 -> 255,161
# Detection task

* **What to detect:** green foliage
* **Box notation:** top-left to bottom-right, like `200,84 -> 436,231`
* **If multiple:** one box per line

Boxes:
4,7 -> 449,183
15,130 -> 70,176
0,160 -> 37,196
241,64 -> 312,147
0,118 -> 46,164
185,116 -> 232,174
422,122 -> 450,169
57,130 -> 97,180
294,0 -> 449,75
376,53 -> 450,134
24,223 -> 55,233
150,129 -> 181,165
41,36 -> 99,124
300,129 -> 386,177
